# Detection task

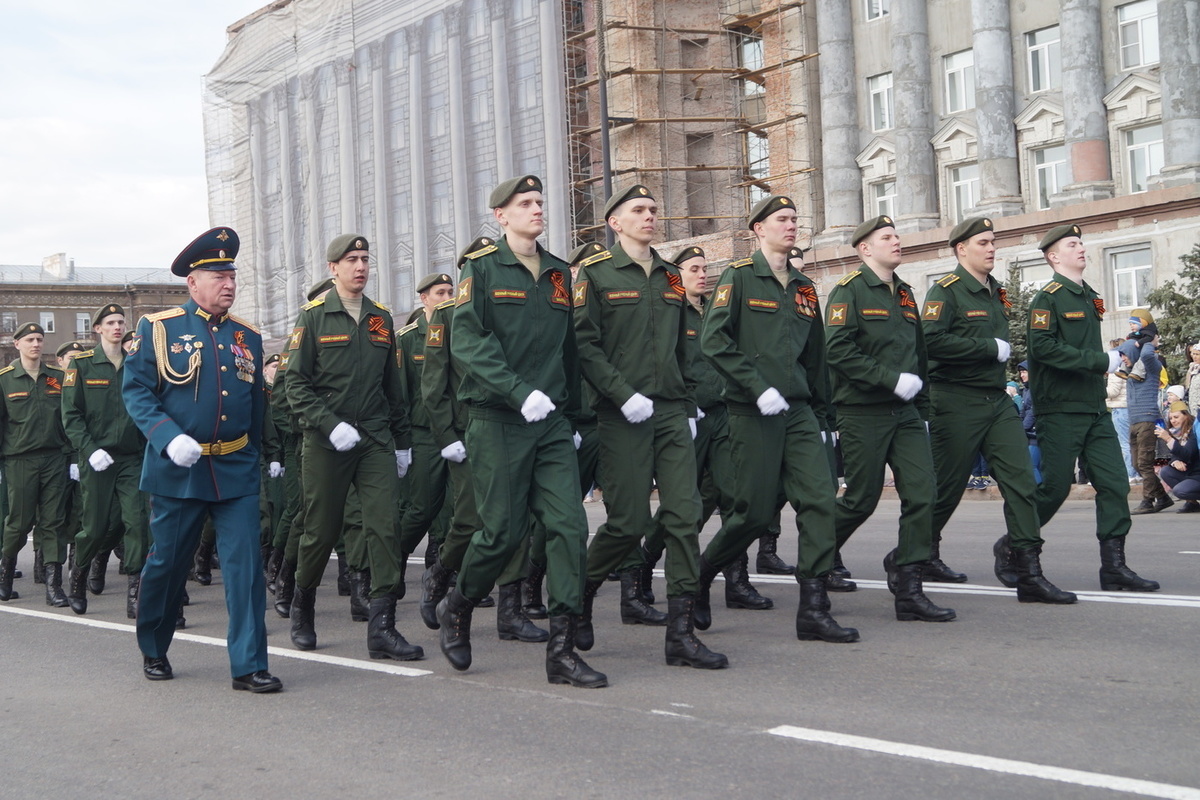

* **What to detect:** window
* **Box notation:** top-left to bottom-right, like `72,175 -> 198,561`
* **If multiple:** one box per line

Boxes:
1033,145 -> 1067,209
39,312 -> 55,333
1110,245 -> 1153,309
1125,124 -> 1163,193
866,0 -> 890,20
75,312 -> 90,336
944,50 -> 975,113
1019,261 -> 1054,293
0,311 -> 16,333
868,73 -> 893,131
746,132 -> 770,206
871,180 -> 896,218
1118,0 -> 1159,69
1026,26 -> 1061,93
738,31 -> 764,97
949,164 -> 980,223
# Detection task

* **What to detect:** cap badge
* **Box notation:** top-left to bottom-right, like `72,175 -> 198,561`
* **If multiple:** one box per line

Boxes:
882,216 -> 891,224
638,187 -> 648,195
780,198 -> 790,205
216,230 -> 230,242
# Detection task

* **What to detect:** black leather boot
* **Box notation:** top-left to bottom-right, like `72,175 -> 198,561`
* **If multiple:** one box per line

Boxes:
1098,536 -> 1160,592
993,535 -> 1019,588
796,578 -> 860,642
274,559 -> 295,618
67,565 -> 88,614
367,594 -> 424,660
1011,546 -> 1077,604
34,548 -> 44,584
265,546 -> 284,595
574,578 -> 604,651
290,585 -> 317,650
883,548 -> 899,595
824,549 -> 857,592
192,540 -> 213,585
336,558 -> 350,596
693,556 -> 720,631
664,595 -> 728,669
497,581 -> 549,642
894,563 -> 956,622
423,536 -> 439,568
45,563 -> 69,607
88,550 -> 111,594
830,550 -> 851,578
175,601 -> 186,629
436,588 -> 476,671
619,570 -> 668,625
723,553 -> 773,610
546,615 -> 607,688
925,536 -> 968,583
348,569 -> 370,622
114,541 -> 125,575
638,545 -> 657,604
521,559 -> 548,619
419,559 -> 453,630
181,586 -> 189,606
755,531 -> 795,575
127,574 -> 140,619
0,554 -> 20,601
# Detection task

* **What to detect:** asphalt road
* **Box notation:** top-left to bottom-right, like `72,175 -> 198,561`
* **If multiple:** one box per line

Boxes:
1,498 -> 1198,799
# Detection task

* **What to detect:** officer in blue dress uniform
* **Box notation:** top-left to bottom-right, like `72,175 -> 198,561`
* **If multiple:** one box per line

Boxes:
122,227 -> 282,692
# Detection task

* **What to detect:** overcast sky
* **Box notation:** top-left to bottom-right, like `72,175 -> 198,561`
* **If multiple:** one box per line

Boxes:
0,1 -> 268,269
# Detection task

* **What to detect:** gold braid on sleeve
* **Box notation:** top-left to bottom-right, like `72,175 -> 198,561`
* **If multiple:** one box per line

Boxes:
152,320 -> 202,392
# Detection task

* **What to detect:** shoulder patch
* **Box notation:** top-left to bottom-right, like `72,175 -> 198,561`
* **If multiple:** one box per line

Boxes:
466,244 -> 499,260
922,301 -> 944,321
837,271 -> 862,286
579,250 -> 612,268
301,297 -> 326,310
397,321 -> 419,336
1030,309 -> 1051,330
712,284 -> 733,308
229,314 -> 260,334
572,280 -> 589,308
435,298 -> 456,311
146,307 -> 185,322
936,274 -> 960,288
729,258 -> 754,269
456,277 -> 473,306
63,368 -> 77,387
1044,282 -> 1063,294
827,303 -> 849,326
426,324 -> 446,347
287,327 -> 305,351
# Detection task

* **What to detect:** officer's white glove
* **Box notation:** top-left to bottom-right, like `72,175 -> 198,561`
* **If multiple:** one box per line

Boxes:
572,431 -> 582,450
268,461 -> 284,478
696,408 -> 706,421
88,449 -> 114,473
820,431 -> 828,444
1107,350 -> 1122,374
329,421 -> 360,452
441,440 -> 467,463
521,389 -> 556,423
994,339 -> 1012,363
395,448 -> 412,478
166,434 -> 203,468
621,393 -> 655,424
69,463 -> 80,481
756,387 -> 790,416
688,418 -> 698,439
893,373 -> 923,402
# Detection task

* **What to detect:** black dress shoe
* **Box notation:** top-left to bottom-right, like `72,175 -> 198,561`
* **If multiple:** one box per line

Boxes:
143,655 -> 173,681
232,670 -> 283,693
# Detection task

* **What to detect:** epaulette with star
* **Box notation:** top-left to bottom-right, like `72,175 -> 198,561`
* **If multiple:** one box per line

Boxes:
579,250 -> 611,268
146,307 -> 185,322
729,258 -> 753,268
1044,282 -> 1063,294
301,297 -> 326,311
936,274 -> 960,288
229,314 -> 260,334
397,321 -> 419,336
837,271 -> 862,286
466,243 -> 499,260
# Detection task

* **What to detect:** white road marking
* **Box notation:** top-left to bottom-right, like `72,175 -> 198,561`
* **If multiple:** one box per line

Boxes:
650,709 -> 694,719
768,725 -> 1200,800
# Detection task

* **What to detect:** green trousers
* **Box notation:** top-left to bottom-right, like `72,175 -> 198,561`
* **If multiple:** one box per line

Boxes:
834,404 -> 934,566
73,453 -> 150,573
930,385 -> 1042,550
586,404 -> 700,597
1035,411 -> 1131,541
398,427 -> 450,557
273,438 -> 303,551
2,450 -> 69,563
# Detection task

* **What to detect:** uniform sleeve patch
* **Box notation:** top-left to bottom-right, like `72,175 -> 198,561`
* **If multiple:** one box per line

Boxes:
126,334 -> 142,355
712,284 -> 733,308
278,352 -> 290,371
456,277 -> 473,306
64,369 -> 77,387
573,280 -> 589,308
426,324 -> 445,347
922,301 -> 943,321
828,303 -> 848,326
1031,309 -> 1051,330
288,327 -> 305,350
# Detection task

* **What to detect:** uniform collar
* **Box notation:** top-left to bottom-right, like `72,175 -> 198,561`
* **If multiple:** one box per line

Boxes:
751,250 -> 802,284
1050,272 -> 1087,294
188,298 -> 230,324
856,262 -> 909,291
8,357 -> 38,379
321,289 -> 377,315
609,241 -> 667,272
953,263 -> 996,294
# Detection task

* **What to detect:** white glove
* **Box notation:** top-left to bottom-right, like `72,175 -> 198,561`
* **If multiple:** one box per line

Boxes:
329,421 -> 360,452
88,449 -> 114,472
994,339 -> 1012,363
441,440 -> 467,463
1107,350 -> 1122,374
756,387 -> 790,416
521,389 -> 556,423
893,373 -> 923,402
820,431 -> 828,444
395,448 -> 412,478
69,463 -> 80,481
621,393 -> 655,424
696,408 -> 706,421
688,418 -> 697,439
268,461 -> 284,478
166,434 -> 202,468
572,431 -> 582,450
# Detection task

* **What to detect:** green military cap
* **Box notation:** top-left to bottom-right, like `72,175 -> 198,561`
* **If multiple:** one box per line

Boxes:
457,235 -> 496,267
949,216 -> 994,249
489,175 -> 542,209
121,330 -> 135,345
788,246 -> 807,260
416,272 -> 454,294
851,215 -> 895,247
405,307 -> 423,325
307,277 -> 335,301
264,353 -> 282,366
1038,223 -> 1082,252
747,195 -> 795,228
13,322 -> 44,341
671,245 -> 705,265
92,303 -> 125,327
568,241 -> 606,267
603,184 -> 654,220
56,340 -> 85,358
326,233 -> 369,263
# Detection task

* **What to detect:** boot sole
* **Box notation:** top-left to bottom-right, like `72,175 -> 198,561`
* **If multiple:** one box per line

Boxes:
369,649 -> 425,660
498,631 -> 550,642
797,630 -> 860,643
1017,594 -> 1078,604
665,656 -> 729,669
290,638 -> 317,651
1099,583 -> 1160,592
547,674 -> 608,688
895,612 -> 956,622
725,600 -> 774,610
350,613 -> 368,622
620,615 -> 668,626
69,601 -> 88,615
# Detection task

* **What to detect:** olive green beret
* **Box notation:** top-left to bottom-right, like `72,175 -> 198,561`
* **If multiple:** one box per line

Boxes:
92,303 -> 125,327
326,234 -> 369,263
457,235 -> 496,267
264,353 -> 282,366
13,322 -> 44,341
747,195 -> 795,228
307,277 -> 335,301
1038,223 -> 1082,252
489,175 -> 542,209
121,330 -> 135,345
603,184 -> 654,220
405,307 -> 423,325
671,246 -> 705,266
416,273 -> 454,294
851,215 -> 896,247
568,241 -> 606,267
949,216 -> 994,249
56,340 -> 85,358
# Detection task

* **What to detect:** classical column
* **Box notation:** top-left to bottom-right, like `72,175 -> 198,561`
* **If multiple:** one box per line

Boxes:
300,73 -> 325,287
335,58 -> 358,235
890,0 -> 940,231
971,0 -> 1022,217
489,0 -> 514,178
447,7 -> 471,250
1153,0 -> 1200,187
277,85 -> 300,326
539,0 -> 570,255
813,0 -> 862,247
406,27 -> 429,268
369,41 -> 393,309
1058,0 -> 1113,202
248,97 -> 270,330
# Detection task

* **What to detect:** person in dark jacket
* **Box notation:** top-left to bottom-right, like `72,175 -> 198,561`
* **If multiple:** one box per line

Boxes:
1156,402 -> 1200,513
